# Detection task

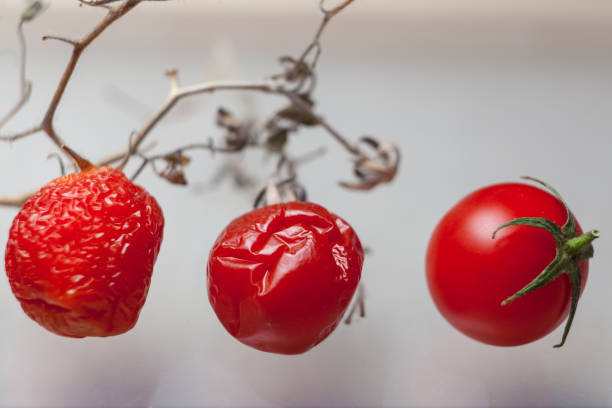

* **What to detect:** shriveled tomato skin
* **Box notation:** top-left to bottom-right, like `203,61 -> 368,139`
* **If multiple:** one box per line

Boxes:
5,167 -> 164,338
207,201 -> 363,355
426,183 -> 588,346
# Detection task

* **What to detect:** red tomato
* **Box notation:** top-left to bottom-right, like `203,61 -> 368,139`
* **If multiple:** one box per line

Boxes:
5,167 -> 164,337
426,182 -> 589,346
207,201 -> 363,354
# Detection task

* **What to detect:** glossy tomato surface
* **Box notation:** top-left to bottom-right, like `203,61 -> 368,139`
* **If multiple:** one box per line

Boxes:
207,201 -> 363,354
426,183 -> 588,346
5,167 -> 164,338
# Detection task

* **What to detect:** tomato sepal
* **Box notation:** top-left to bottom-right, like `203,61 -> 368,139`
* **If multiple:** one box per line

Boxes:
492,177 -> 599,348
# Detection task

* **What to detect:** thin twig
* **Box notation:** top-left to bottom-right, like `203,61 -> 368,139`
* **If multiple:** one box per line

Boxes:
0,20 -> 32,133
0,193 -> 34,208
41,35 -> 79,46
1,0 -> 397,207
344,284 -> 366,325
118,72 -> 367,170
130,141 -> 242,181
0,125 -> 43,142
142,141 -> 243,165
79,0 -> 124,5
40,1 -> 140,154
0,143 -> 155,208
79,0 -> 169,5
281,90 -> 363,156
296,0 -> 355,70
98,140 -> 157,167
4,0 -> 364,170
1,0 -> 144,169
117,76 -> 278,170
118,1 -> 362,161
47,153 -> 66,176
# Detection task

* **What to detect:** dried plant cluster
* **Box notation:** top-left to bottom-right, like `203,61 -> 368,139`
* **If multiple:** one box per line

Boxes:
0,0 -> 400,207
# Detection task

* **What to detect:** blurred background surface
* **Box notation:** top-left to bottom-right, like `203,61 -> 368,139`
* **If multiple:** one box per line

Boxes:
1,1 -> 611,407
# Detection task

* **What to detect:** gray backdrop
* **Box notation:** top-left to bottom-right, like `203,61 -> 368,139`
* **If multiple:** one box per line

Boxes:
1,1 -> 611,407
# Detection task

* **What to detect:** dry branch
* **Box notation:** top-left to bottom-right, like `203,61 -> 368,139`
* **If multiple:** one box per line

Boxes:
1,0 -> 399,208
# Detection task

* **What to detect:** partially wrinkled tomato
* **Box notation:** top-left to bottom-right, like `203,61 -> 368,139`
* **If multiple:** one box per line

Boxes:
426,182 -> 591,347
207,201 -> 363,354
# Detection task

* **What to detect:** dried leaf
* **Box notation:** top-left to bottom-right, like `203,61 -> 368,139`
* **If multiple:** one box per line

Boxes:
225,130 -> 249,150
278,56 -> 310,81
339,179 -> 381,191
276,104 -> 318,126
265,128 -> 288,153
158,167 -> 187,186
359,136 -> 379,149
216,108 -> 240,131
163,152 -> 191,167
340,140 -> 400,191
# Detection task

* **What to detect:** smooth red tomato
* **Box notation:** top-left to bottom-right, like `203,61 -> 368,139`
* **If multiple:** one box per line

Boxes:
426,183 -> 588,346
207,201 -> 363,354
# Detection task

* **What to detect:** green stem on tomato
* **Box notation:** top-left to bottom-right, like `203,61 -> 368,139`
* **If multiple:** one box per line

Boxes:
566,230 -> 600,256
492,177 -> 599,348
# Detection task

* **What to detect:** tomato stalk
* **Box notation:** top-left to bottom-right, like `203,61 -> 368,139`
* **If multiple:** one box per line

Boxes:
60,144 -> 94,172
253,154 -> 307,208
492,177 -> 599,348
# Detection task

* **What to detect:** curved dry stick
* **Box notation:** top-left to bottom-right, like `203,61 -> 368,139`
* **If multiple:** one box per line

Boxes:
280,90 -> 362,156
0,125 -> 42,142
296,0 -> 355,70
3,0 -> 363,165
0,193 -> 32,208
118,73 -> 276,170
39,1 -> 141,153
0,141 -> 156,208
0,21 -> 32,133
1,0 -> 145,166
79,0 -> 169,5
119,71 -> 368,171
1,0 -> 397,206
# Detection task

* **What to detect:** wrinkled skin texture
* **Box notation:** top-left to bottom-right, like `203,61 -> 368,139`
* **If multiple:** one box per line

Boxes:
208,202 -> 363,354
426,183 -> 588,346
5,167 -> 164,338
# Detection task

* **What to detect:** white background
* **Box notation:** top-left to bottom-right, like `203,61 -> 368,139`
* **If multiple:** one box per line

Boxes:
1,1 -> 612,407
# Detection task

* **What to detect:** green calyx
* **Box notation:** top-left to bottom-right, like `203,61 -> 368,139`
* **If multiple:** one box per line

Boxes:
491,176 -> 599,348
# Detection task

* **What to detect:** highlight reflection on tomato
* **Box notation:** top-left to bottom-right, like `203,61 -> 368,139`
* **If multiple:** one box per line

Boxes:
207,201 -> 364,354
426,179 -> 598,347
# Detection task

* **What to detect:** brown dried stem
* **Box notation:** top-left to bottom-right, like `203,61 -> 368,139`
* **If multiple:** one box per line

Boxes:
344,284 -> 366,325
79,0 -> 168,6
280,90 -> 362,156
115,0 -> 398,190
0,0 -> 46,136
1,0 -> 144,169
0,193 -> 33,208
297,0 -> 355,70
117,72 -> 276,170
0,21 -> 32,133
119,71 -> 367,171
0,141 -> 155,208
130,140 -> 243,182
39,2 -> 140,160
1,0 -> 398,207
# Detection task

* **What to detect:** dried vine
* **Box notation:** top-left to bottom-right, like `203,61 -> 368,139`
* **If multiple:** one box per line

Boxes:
0,0 -> 400,207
